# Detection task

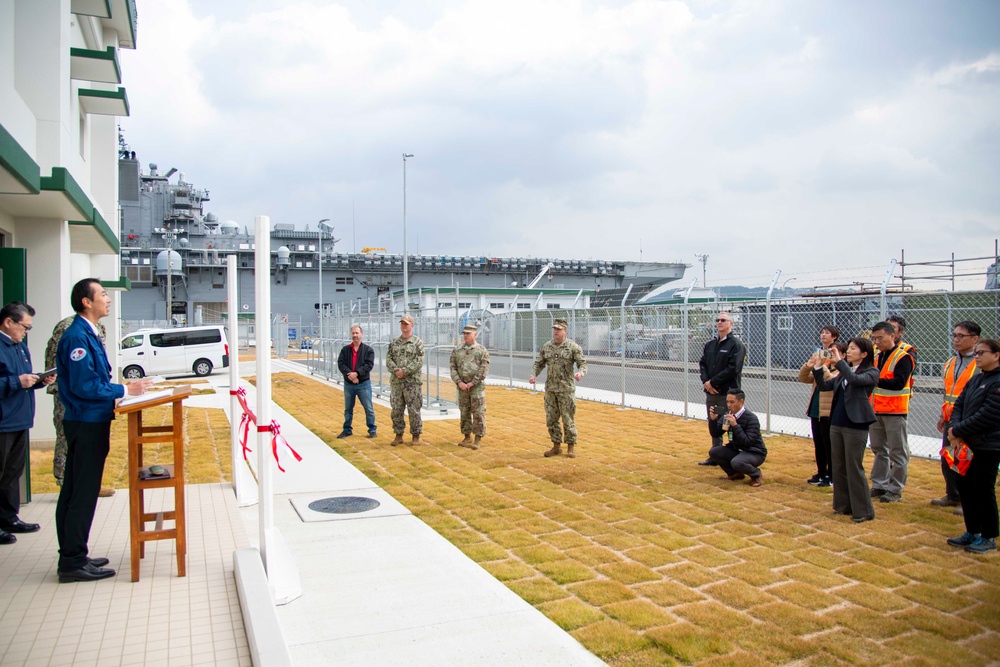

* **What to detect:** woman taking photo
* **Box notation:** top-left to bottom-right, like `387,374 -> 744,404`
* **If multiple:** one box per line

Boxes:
799,325 -> 842,486
946,338 -> 1000,554
813,337 -> 879,523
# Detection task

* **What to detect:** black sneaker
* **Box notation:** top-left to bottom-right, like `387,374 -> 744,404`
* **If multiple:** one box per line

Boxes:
336,432 -> 351,439
807,474 -> 822,485
947,531 -> 979,547
870,488 -> 887,498
817,477 -> 832,488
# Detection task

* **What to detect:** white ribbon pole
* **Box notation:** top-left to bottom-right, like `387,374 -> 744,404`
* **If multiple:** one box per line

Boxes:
229,254 -> 258,506
254,215 -> 301,605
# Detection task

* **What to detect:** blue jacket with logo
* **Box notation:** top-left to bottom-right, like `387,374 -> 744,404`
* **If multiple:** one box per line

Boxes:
0,332 -> 39,432
56,315 -> 124,422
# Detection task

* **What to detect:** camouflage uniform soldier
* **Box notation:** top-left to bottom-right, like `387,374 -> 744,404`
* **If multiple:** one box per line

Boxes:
530,318 -> 588,458
45,316 -> 114,496
450,324 -> 490,450
386,314 -> 425,445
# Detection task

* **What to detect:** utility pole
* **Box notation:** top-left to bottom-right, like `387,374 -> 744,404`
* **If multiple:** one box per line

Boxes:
694,253 -> 709,288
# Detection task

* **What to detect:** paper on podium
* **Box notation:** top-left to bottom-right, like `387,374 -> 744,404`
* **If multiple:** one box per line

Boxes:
118,389 -> 172,408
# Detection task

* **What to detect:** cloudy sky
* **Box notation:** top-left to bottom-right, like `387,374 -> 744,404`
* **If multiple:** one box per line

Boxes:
119,0 -> 1000,289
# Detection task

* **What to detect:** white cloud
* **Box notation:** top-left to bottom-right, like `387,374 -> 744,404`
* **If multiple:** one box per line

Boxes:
118,0 -> 1000,290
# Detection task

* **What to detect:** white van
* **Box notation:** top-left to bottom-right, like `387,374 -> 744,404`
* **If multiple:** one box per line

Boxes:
120,326 -> 230,379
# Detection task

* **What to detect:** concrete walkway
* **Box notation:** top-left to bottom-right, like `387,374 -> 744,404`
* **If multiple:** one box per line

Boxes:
235,359 -> 604,666
1,360 -> 602,666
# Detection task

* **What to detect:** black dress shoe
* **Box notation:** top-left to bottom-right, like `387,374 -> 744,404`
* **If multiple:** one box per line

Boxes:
88,557 -> 110,568
58,563 -> 116,583
0,529 -> 15,545
698,458 -> 719,466
336,432 -> 351,439
1,518 -> 40,533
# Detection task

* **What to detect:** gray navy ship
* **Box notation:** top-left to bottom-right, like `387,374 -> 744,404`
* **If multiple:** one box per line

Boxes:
117,148 -> 689,327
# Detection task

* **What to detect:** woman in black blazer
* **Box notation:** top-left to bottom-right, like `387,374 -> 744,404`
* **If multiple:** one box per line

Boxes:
813,337 -> 879,523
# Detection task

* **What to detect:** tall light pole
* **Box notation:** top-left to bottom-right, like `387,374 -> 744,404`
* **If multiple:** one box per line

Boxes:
402,153 -> 414,314
317,218 -> 330,338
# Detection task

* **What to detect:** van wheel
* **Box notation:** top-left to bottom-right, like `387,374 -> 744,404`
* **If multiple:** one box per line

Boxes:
193,359 -> 213,377
123,366 -> 145,380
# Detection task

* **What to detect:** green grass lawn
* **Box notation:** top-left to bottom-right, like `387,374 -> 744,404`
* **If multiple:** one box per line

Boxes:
32,372 -> 999,665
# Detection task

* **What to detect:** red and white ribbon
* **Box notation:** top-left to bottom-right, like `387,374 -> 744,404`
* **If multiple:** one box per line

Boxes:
233,385 -> 299,471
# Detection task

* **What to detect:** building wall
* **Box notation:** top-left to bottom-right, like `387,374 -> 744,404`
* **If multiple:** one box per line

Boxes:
0,0 -> 136,446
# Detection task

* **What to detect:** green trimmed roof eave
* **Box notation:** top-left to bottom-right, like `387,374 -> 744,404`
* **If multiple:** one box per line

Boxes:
78,87 -> 130,117
40,168 -> 93,221
70,46 -> 122,84
122,0 -> 137,48
69,206 -> 120,255
101,276 -> 131,291
0,123 -> 41,195
71,0 -> 111,18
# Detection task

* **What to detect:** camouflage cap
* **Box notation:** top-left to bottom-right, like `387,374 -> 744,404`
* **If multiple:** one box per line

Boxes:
552,319 -> 568,330
399,314 -> 414,324
461,324 -> 478,333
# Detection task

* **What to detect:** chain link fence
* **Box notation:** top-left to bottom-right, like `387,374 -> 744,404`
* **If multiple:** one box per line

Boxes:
296,289 -> 1000,459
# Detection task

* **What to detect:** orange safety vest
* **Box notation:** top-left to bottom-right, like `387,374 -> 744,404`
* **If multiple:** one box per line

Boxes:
941,355 -> 978,421
871,345 -> 915,414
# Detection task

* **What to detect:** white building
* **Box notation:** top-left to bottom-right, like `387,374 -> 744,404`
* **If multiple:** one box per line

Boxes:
0,0 -> 137,448
390,286 -> 594,319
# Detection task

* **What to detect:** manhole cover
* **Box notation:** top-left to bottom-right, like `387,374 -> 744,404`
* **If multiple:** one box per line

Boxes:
308,496 -> 381,514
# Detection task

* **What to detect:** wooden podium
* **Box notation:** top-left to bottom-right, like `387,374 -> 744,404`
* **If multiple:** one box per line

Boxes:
115,385 -> 192,582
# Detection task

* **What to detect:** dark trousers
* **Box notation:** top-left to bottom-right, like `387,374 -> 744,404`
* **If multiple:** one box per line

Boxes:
810,417 -> 832,478
705,393 -> 728,453
709,445 -> 765,478
830,425 -> 875,521
55,420 -> 111,571
957,449 -> 1000,539
940,433 -> 962,501
0,430 -> 29,524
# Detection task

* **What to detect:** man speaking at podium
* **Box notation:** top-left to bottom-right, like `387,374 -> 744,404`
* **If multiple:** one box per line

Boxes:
54,279 -> 151,583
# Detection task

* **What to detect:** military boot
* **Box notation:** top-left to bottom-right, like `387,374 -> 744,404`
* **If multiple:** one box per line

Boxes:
458,434 -> 473,448
566,444 -> 576,458
410,434 -> 422,446
544,443 -> 562,457
391,433 -> 404,446
472,435 -> 482,450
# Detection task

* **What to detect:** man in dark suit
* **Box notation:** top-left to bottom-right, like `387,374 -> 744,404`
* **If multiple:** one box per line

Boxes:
708,389 -> 767,487
0,302 -> 56,545
55,279 -> 151,582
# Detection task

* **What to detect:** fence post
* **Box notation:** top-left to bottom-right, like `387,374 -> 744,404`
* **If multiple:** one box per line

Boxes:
682,279 -> 696,419
509,298 -> 518,388
764,270 -> 781,435
435,287 -> 441,403
879,259 -> 898,320
620,284 -> 633,408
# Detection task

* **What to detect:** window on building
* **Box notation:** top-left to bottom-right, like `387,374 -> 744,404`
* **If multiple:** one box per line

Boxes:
335,277 -> 353,285
489,302 -> 505,309
546,303 -> 561,309
458,302 -> 472,309
517,303 -> 531,309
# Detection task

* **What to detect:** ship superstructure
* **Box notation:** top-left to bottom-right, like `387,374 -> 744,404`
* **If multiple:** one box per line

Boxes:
117,155 -> 688,326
